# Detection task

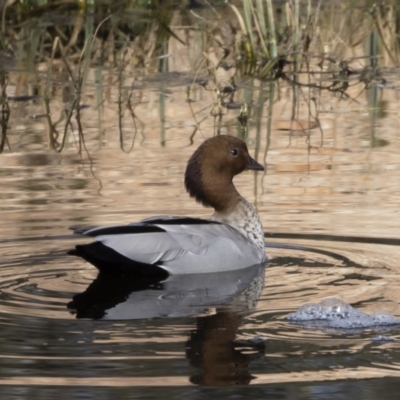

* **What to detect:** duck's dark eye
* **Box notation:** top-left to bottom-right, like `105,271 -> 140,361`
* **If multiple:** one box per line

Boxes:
230,148 -> 239,157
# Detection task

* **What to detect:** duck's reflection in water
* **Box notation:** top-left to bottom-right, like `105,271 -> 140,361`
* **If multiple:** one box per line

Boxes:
68,263 -> 266,386
187,310 -> 265,386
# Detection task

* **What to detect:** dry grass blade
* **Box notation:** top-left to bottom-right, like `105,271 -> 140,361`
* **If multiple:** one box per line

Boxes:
230,4 -> 255,60
243,0 -> 256,54
252,0 -> 269,57
230,4 -> 248,36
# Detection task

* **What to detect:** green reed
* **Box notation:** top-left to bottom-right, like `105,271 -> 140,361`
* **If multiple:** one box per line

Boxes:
233,0 -> 400,80
2,0 -> 400,153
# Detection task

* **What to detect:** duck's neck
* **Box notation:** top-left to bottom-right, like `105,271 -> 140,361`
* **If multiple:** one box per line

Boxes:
203,179 -> 241,213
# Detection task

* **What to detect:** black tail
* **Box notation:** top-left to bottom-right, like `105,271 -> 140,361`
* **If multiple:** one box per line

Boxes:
69,242 -> 169,279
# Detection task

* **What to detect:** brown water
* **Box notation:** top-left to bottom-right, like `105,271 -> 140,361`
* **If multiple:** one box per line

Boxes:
2,1 -> 400,399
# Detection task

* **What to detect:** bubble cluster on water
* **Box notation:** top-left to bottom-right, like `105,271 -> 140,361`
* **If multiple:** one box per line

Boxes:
370,335 -> 395,343
287,298 -> 400,330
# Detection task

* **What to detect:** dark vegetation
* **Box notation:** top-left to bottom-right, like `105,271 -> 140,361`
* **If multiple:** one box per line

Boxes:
1,0 -> 399,153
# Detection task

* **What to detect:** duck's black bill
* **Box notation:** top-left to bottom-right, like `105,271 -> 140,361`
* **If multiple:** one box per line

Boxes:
247,156 -> 264,171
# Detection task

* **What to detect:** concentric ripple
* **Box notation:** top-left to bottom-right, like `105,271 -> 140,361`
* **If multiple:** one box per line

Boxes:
0,238 -> 96,320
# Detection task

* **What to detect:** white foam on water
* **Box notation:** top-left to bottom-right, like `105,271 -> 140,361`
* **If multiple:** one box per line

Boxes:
370,335 -> 395,343
287,298 -> 400,329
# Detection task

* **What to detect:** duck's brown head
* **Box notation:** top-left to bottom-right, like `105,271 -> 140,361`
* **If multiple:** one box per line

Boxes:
184,135 -> 264,212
